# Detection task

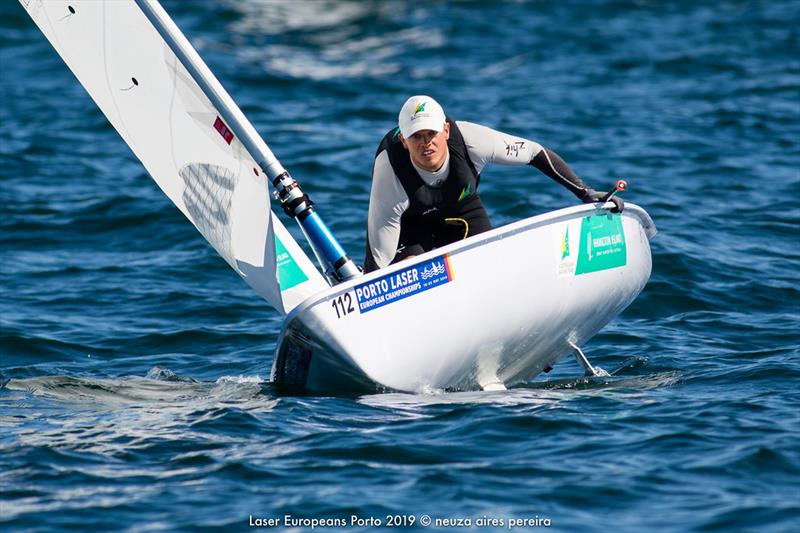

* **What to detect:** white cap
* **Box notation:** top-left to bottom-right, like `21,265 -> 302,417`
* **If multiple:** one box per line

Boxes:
398,95 -> 446,137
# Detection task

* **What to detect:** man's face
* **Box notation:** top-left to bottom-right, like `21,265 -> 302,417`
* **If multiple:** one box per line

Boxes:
400,122 -> 450,172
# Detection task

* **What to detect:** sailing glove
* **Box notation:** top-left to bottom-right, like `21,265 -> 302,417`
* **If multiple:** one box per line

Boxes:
581,188 -> 624,213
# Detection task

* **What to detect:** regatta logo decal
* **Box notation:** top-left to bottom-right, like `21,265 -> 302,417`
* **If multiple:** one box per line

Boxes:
421,262 -> 446,279
561,227 -> 570,260
413,102 -> 427,115
354,255 -> 454,313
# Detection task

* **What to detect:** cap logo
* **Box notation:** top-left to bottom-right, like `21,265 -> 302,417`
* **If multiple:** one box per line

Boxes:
399,97 -> 443,134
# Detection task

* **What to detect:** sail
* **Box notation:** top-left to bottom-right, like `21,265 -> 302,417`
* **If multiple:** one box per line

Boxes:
19,0 -> 327,314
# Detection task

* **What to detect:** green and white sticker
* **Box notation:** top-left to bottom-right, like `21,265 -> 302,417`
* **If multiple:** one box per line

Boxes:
275,236 -> 308,290
575,213 -> 627,275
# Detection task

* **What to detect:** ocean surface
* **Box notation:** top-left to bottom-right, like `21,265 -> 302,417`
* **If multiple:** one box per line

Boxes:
1,1 -> 799,531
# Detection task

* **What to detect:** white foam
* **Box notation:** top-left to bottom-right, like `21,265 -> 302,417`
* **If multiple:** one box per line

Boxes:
214,375 -> 265,385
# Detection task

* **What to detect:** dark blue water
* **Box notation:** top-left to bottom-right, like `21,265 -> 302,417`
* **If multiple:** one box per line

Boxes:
2,1 -> 799,531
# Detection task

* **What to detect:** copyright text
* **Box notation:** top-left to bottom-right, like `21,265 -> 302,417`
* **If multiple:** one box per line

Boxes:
249,514 -> 551,529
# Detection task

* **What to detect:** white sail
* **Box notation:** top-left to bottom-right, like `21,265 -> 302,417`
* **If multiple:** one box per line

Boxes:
20,0 -> 327,314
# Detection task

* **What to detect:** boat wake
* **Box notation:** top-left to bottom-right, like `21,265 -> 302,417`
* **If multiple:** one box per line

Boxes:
524,357 -> 682,392
1,358 -> 679,409
1,366 -> 274,408
359,357 -> 680,408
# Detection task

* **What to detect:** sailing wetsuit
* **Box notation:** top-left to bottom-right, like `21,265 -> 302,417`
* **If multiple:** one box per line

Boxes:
364,120 -> 592,272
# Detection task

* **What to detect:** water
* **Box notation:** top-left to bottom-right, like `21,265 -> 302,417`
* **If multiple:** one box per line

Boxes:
1,1 -> 799,531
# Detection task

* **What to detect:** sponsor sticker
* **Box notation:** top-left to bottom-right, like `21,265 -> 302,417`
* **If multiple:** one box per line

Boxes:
575,213 -> 627,274
213,116 -> 234,145
556,221 -> 578,277
354,254 -> 454,313
275,236 -> 308,290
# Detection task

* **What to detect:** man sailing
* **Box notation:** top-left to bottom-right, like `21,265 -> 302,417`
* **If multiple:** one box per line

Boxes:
364,95 -> 623,272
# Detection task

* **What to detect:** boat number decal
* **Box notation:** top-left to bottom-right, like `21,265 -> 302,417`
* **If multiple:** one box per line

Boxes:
331,293 -> 355,319
351,254 -> 454,314
575,213 -> 627,275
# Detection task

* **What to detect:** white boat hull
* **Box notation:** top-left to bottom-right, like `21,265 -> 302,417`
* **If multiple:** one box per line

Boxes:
271,203 -> 656,393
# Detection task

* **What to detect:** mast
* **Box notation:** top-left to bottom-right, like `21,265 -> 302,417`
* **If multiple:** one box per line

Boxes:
134,0 -> 361,283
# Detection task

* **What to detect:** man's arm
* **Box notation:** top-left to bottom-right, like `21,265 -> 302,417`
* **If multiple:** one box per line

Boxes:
457,121 -> 623,212
365,150 -> 410,272
530,148 -> 624,212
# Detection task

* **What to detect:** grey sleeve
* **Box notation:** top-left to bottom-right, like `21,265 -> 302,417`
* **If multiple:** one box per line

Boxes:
457,121 -> 544,173
365,150 -> 410,271
457,120 -> 589,200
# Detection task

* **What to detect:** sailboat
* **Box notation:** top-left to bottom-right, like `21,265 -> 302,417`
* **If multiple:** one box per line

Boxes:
20,0 -> 656,393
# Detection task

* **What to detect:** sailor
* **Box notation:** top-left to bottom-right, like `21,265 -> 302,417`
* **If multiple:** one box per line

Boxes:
364,95 -> 624,273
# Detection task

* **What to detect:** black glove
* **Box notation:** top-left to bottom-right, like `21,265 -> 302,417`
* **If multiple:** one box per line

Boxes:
581,188 -> 624,213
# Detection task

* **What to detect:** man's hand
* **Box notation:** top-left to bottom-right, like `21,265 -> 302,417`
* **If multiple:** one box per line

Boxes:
581,188 -> 624,213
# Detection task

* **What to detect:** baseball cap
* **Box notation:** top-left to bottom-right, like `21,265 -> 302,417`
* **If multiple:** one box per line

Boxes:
398,95 -> 446,137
